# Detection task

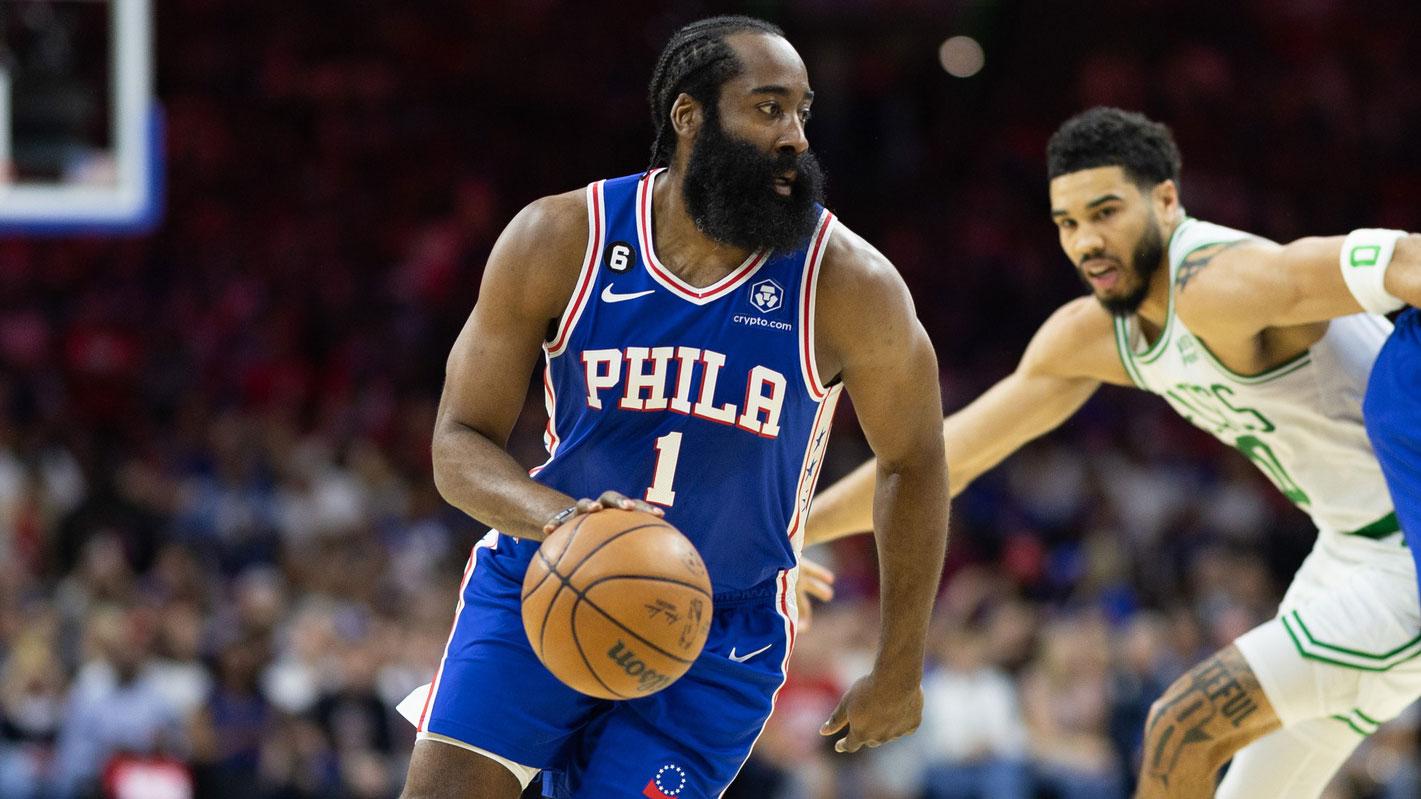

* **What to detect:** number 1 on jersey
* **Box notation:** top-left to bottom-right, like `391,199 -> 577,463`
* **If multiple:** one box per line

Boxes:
646,432 -> 682,506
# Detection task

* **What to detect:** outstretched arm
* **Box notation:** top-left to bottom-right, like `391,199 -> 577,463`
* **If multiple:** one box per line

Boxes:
805,297 -> 1122,545
1173,233 -> 1421,339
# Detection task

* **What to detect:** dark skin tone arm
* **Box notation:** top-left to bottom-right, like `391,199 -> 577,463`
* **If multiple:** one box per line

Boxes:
811,225 -> 950,752
431,190 -> 663,541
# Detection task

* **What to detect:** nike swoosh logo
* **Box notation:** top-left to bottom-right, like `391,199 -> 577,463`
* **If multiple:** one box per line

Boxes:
601,285 -> 656,303
728,643 -> 774,663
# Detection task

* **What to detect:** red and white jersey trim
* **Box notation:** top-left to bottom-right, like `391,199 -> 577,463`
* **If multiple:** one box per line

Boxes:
547,180 -> 606,357
797,211 -> 836,401
783,384 -> 842,551
719,567 -> 796,799
636,169 -> 770,305
742,382 -> 843,797
776,567 -> 799,651
416,532 -> 497,731
528,350 -> 560,478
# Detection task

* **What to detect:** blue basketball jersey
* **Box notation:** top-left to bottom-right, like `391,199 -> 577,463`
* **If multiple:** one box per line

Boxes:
407,171 -> 846,796
518,168 -> 842,595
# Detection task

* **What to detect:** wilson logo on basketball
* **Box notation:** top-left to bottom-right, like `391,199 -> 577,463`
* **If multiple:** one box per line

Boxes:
607,640 -> 673,693
521,510 -> 711,700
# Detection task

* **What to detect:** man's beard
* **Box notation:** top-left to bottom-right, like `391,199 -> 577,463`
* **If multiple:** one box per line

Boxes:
681,115 -> 826,252
1086,215 -> 1166,316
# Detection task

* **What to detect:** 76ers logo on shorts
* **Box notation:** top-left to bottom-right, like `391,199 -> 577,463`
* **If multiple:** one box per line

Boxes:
749,279 -> 783,314
643,763 -> 687,798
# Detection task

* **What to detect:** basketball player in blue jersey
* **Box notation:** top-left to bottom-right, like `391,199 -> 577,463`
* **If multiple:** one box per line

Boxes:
805,107 -> 1421,798
397,16 -> 951,799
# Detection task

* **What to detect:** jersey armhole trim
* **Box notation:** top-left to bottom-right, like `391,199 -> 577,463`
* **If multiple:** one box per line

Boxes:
798,210 -> 836,401
1133,231 -> 1246,364
528,349 -> 560,476
1112,316 -> 1147,389
546,180 -> 606,357
1345,510 -> 1400,539
1193,335 -> 1313,384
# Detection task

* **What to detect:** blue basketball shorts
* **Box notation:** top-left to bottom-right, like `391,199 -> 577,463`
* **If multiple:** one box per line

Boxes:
410,531 -> 798,799
1364,308 -> 1421,585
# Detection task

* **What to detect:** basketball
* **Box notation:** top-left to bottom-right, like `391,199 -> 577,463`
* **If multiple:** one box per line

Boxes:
521,509 -> 713,700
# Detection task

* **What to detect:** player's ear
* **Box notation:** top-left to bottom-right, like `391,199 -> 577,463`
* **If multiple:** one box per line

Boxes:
1152,179 -> 1181,218
669,92 -> 704,139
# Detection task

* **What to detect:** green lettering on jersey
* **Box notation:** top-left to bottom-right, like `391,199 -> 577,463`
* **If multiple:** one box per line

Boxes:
1235,435 -> 1311,507
1164,386 -> 1232,432
1210,385 -> 1275,434
1162,383 -> 1275,437
1161,383 -> 1306,507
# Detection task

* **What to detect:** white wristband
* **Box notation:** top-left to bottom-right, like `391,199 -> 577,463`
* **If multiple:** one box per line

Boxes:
1340,229 -> 1406,315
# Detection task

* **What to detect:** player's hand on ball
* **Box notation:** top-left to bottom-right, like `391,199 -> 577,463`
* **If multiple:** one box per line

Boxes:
795,557 -> 835,631
819,670 -> 923,753
542,490 -> 665,534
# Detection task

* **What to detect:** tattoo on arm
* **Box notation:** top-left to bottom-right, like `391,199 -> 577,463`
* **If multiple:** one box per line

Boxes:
1175,240 -> 1248,291
1144,646 -> 1272,790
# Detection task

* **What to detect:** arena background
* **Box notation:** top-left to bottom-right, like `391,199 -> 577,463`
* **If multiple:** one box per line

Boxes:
2,1 -> 1419,797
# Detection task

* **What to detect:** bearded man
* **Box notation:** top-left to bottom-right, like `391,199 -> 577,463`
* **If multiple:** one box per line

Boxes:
397,16 -> 951,799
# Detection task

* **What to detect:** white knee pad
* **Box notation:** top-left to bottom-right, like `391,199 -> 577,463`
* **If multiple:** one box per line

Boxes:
1215,718 -> 1363,799
416,732 -> 541,789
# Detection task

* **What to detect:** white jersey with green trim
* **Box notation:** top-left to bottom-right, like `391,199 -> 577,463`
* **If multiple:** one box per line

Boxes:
1113,217 -> 1397,537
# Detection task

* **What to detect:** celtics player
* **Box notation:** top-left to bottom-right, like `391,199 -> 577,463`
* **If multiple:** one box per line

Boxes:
805,107 -> 1421,798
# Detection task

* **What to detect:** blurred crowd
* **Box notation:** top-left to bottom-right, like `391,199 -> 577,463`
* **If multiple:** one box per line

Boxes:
4,0 -> 1421,797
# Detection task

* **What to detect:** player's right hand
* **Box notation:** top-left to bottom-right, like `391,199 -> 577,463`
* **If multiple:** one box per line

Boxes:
542,490 -> 666,534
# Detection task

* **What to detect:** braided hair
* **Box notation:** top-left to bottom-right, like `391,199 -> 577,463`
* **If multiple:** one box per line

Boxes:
646,16 -> 785,172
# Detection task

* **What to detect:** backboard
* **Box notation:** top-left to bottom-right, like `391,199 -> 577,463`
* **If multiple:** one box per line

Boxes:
0,0 -> 159,234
